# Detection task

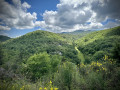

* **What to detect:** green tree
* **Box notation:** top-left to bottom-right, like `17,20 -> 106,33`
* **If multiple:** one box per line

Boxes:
0,43 -> 3,65
93,51 -> 106,61
112,43 -> 120,63
50,55 -> 61,73
24,52 -> 51,81
54,61 -> 80,90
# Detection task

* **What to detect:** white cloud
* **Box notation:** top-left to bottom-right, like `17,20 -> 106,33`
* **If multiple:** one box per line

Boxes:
0,25 -> 11,30
22,2 -> 31,9
37,0 -> 97,32
36,0 -> 120,32
0,0 -> 38,30
0,32 -> 8,36
0,0 -> 120,32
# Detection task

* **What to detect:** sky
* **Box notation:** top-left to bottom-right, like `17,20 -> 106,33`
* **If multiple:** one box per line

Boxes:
0,0 -> 120,38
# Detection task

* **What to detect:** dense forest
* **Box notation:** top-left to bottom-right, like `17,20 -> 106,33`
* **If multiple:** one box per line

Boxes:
0,26 -> 120,90
0,35 -> 11,42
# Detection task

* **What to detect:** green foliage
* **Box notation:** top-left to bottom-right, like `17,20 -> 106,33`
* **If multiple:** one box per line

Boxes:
50,55 -> 61,73
1,30 -> 79,72
23,52 -> 51,81
86,71 -> 104,90
75,46 -> 85,64
112,42 -> 120,63
77,26 -> 120,62
22,52 -> 62,81
0,44 -> 3,65
0,35 -> 11,42
105,26 -> 120,36
60,30 -> 93,43
104,68 -> 120,90
76,26 -> 120,46
93,51 -> 106,61
54,61 -> 80,90
0,26 -> 120,90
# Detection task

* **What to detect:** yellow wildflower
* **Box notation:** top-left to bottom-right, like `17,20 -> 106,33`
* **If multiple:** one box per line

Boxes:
44,87 -> 47,90
39,87 -> 42,90
51,88 -> 54,90
54,88 -> 59,90
97,62 -> 102,67
50,81 -> 52,84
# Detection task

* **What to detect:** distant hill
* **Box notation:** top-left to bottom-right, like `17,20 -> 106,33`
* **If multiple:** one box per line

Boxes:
60,30 -> 94,43
0,35 -> 11,42
76,26 -> 120,62
62,30 -> 94,35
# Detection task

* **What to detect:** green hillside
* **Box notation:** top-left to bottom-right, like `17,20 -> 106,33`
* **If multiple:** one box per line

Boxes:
76,26 -> 120,45
0,35 -> 11,42
61,30 -> 93,35
0,27 -> 120,90
76,26 -> 120,62
60,30 -> 94,42
1,30 -> 80,67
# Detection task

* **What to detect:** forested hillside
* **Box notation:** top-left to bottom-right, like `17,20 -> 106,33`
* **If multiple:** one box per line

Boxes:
0,35 -> 11,42
0,27 -> 120,90
60,30 -> 94,42
76,26 -> 120,63
1,30 -> 81,67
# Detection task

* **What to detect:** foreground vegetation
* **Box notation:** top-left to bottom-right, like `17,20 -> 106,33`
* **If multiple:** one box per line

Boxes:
0,26 -> 120,90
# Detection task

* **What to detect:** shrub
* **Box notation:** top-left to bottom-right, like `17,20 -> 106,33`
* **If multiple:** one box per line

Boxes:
23,52 -> 51,81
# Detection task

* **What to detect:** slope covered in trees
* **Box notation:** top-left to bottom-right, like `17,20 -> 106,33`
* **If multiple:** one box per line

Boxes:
60,30 -> 94,43
76,26 -> 120,63
0,27 -> 120,90
0,35 -> 11,42
1,30 -> 80,70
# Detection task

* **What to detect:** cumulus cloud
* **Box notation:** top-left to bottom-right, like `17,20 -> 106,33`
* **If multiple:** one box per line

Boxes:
22,2 -> 31,9
0,0 -> 38,30
38,0 -> 97,32
0,0 -> 120,32
37,0 -> 120,32
0,25 -> 11,30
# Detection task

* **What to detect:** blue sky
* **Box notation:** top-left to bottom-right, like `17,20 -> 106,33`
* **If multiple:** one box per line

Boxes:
0,0 -> 120,38
23,0 -> 59,21
0,0 -> 59,37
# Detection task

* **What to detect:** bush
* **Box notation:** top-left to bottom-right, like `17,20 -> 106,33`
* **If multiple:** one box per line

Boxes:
54,61 -> 81,90
112,43 -> 120,64
93,51 -> 106,61
23,52 -> 51,81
